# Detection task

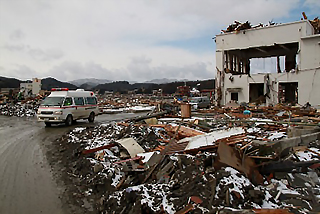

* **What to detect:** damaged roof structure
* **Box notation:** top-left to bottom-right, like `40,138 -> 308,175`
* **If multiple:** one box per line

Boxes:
215,16 -> 320,107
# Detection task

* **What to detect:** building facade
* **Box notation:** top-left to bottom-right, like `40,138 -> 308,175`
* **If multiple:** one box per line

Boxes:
20,78 -> 42,97
215,20 -> 320,107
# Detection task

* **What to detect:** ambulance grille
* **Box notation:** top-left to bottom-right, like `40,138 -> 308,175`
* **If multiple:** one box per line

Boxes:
41,111 -> 53,115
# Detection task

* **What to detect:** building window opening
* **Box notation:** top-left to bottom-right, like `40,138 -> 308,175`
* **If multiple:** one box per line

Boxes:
224,42 -> 298,75
231,92 -> 238,101
249,83 -> 265,104
250,56 -> 285,74
279,82 -> 298,104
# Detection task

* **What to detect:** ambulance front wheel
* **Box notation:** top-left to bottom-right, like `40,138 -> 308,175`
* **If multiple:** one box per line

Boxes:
88,112 -> 95,123
65,115 -> 73,126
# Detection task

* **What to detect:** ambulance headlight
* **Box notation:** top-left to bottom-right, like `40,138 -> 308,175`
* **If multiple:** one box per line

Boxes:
53,111 -> 63,115
37,109 -> 41,114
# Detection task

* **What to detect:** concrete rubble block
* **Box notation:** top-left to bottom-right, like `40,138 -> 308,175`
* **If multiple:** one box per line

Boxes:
287,126 -> 320,138
144,117 -> 158,125
287,172 -> 319,188
93,163 -> 104,173
116,138 -> 145,158
270,131 -> 320,155
145,152 -> 162,168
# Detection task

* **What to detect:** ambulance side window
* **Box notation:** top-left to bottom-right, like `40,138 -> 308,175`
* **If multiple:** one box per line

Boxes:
86,97 -> 97,105
74,97 -> 84,105
63,97 -> 73,106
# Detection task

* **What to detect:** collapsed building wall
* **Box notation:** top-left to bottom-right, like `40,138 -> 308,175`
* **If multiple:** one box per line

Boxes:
222,69 -> 319,106
215,19 -> 320,107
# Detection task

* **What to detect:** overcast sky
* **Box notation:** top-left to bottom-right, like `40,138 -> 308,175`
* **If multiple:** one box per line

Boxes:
0,0 -> 319,82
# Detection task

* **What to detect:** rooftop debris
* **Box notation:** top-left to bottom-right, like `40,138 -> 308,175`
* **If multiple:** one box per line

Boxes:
222,21 -> 252,33
221,13 -> 320,34
302,12 -> 320,34
51,100 -> 320,213
309,17 -> 320,34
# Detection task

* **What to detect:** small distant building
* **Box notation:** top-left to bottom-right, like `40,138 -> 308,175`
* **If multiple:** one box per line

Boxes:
32,78 -> 41,95
153,89 -> 163,96
103,91 -> 113,97
215,19 -> 320,107
200,89 -> 215,99
20,82 -> 33,97
190,88 -> 200,97
176,85 -> 190,97
20,78 -> 42,97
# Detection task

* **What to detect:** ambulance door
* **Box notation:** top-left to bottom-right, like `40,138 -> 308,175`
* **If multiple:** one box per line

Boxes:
62,97 -> 76,119
73,97 -> 86,119
85,96 -> 98,116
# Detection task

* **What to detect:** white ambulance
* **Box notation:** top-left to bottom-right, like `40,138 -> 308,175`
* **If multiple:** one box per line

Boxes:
37,88 -> 99,127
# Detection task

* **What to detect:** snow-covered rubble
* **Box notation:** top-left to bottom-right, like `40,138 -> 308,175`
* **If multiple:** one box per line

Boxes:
53,117 -> 320,213
0,103 -> 38,117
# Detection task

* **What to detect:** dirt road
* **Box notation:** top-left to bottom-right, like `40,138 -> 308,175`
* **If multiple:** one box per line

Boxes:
0,113 -> 146,214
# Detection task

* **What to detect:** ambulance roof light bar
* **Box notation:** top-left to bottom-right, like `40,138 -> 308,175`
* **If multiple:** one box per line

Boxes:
51,88 -> 69,91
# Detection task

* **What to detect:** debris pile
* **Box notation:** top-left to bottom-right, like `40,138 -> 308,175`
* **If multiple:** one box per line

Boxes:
53,105 -> 320,213
99,94 -> 161,114
0,102 -> 38,117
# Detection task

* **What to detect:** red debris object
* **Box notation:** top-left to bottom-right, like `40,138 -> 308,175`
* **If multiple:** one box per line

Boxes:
175,204 -> 194,214
113,156 -> 143,164
253,209 -> 293,214
190,196 -> 203,204
82,143 -> 117,155
309,163 -> 320,169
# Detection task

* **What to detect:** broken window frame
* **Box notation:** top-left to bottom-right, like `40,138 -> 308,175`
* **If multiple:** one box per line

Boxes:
278,82 -> 298,105
224,42 -> 299,75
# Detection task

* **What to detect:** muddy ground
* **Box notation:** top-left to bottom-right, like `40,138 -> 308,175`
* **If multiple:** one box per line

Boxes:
0,112 -> 147,214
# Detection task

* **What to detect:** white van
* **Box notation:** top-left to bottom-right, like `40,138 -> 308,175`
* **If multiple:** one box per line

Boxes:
37,88 -> 99,127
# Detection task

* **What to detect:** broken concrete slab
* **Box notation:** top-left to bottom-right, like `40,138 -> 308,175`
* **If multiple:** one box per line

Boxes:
117,138 -> 145,158
269,131 -> 320,155
287,172 -> 320,188
287,126 -> 320,138
182,127 -> 245,150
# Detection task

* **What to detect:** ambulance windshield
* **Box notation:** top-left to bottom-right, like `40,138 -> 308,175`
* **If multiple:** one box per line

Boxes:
41,97 -> 64,106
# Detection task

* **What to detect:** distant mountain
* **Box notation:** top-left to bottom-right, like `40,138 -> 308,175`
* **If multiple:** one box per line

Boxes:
94,81 -> 133,93
79,83 -> 95,90
42,77 -> 77,90
144,78 -> 177,84
0,76 -> 22,88
69,78 -> 112,87
93,79 -> 215,95
144,78 -> 190,84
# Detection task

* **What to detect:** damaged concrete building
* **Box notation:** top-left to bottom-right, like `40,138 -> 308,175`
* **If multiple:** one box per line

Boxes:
215,19 -> 320,107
